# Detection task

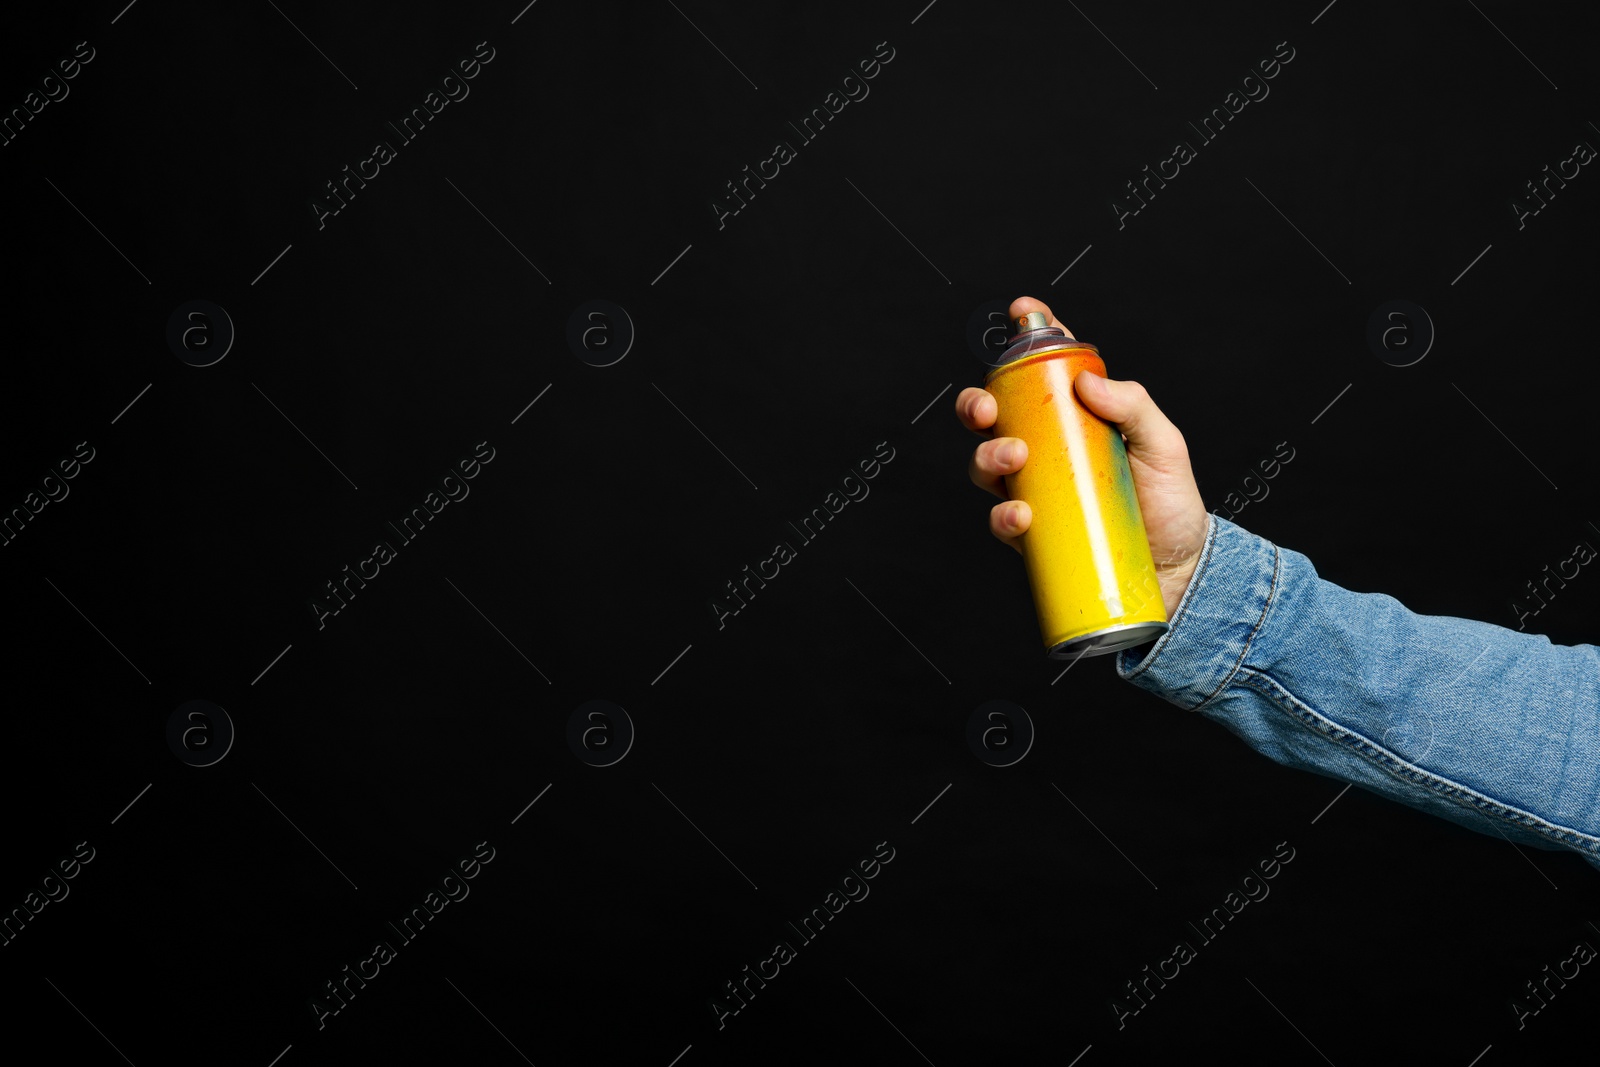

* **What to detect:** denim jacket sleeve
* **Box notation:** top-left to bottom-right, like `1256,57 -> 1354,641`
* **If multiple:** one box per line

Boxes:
1115,511 -> 1600,872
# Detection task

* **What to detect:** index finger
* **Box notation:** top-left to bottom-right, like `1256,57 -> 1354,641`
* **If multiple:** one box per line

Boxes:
1007,295 -> 1075,339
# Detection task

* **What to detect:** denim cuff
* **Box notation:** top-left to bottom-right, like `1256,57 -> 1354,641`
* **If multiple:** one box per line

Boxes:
1114,512 -> 1280,711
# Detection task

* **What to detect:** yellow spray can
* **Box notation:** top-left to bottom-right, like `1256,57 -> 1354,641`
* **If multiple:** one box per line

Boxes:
983,312 -> 1169,658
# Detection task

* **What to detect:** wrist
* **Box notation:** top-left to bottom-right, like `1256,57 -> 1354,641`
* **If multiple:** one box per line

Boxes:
1157,557 -> 1199,620
1154,509 -> 1211,620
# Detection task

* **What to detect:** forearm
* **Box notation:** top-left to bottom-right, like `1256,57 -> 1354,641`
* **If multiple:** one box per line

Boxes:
1117,512 -> 1600,869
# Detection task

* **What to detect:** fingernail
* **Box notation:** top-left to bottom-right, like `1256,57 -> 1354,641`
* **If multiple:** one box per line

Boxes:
1008,505 -> 1023,528
996,441 -> 1018,466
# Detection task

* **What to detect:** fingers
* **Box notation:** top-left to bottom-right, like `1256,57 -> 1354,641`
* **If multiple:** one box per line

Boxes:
961,296 -> 1058,551
1008,296 -> 1074,339
954,386 -> 996,433
968,436 -> 1026,498
990,499 -> 1031,552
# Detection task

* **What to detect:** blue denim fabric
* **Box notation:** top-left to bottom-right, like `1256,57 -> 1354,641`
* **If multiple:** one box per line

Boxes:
1115,512 -> 1600,872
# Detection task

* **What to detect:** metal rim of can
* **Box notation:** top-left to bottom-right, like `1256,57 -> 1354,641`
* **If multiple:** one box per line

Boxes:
983,340 -> 1101,382
1049,621 -> 1170,659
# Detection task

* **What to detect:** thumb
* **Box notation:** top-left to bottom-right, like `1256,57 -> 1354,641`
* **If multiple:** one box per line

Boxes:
1072,371 -> 1186,463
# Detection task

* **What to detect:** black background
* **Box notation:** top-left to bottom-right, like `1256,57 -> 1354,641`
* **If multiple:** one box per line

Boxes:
4,1 -> 1599,1063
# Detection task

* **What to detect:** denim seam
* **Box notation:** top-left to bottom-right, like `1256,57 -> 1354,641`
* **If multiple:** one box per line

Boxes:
1120,511 -> 1218,683
1189,542 -> 1282,715
1236,667 -> 1600,857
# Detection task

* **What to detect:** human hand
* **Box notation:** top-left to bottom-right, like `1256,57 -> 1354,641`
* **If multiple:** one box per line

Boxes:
955,296 -> 1210,620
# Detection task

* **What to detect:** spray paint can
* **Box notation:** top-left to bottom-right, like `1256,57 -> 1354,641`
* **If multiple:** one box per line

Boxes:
983,312 -> 1168,658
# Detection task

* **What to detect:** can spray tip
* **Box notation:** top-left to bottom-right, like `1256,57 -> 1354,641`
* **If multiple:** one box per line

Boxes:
993,309 -> 1072,365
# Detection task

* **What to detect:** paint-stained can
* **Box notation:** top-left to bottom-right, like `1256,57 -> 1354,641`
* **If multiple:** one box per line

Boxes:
983,312 -> 1168,658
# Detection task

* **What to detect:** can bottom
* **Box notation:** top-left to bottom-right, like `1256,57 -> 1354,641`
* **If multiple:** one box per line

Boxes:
1048,621 -> 1170,660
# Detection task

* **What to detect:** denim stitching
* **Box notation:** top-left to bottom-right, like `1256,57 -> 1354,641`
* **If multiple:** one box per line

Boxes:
1237,667 -> 1600,858
1190,541 -> 1281,714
